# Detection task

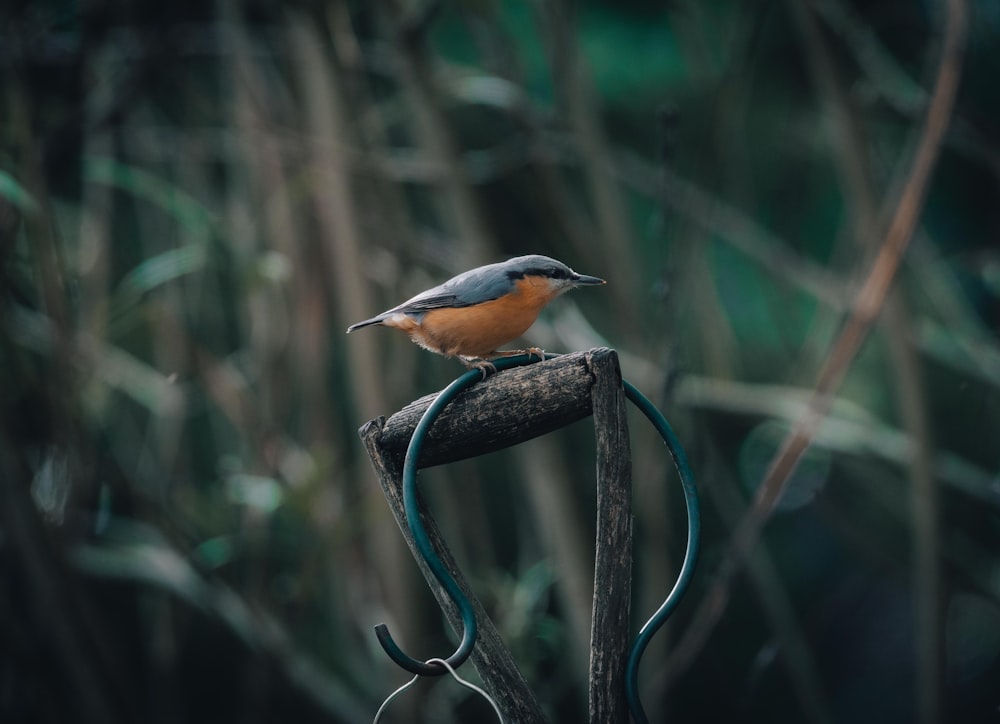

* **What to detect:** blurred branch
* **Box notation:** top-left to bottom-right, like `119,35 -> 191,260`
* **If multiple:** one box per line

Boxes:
789,3 -> 947,719
70,525 -> 369,723
885,294 -> 942,724
815,0 -> 1000,177
290,14 -> 383,431
663,0 -> 968,685
383,0 -> 495,268
533,0 -> 642,340
812,0 -> 927,113
516,442 -> 594,688
674,374 -> 998,507
104,115 -> 849,319
909,239 -> 1000,390
288,11 -> 424,672
916,317 -> 1000,389
666,452 -> 832,724
8,304 -> 183,417
0,447 -> 123,724
614,153 -> 850,311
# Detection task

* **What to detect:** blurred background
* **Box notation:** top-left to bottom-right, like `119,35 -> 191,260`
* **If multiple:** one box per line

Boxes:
2,0 -> 999,722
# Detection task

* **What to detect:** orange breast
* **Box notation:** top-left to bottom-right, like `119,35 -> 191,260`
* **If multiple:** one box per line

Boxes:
410,277 -> 558,358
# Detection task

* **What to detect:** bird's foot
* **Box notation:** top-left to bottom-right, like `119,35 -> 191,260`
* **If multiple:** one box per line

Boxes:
463,358 -> 497,379
461,349 -> 544,379
491,348 -> 546,362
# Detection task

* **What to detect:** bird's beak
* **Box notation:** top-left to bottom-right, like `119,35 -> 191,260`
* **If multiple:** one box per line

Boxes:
572,273 -> 606,286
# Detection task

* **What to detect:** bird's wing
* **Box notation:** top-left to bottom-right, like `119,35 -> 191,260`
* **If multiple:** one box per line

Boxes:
347,263 -> 515,331
394,290 -> 467,312
347,287 -> 469,330
395,265 -> 513,312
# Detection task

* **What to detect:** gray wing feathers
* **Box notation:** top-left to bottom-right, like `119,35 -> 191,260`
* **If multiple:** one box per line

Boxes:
394,264 -> 514,311
346,261 -> 516,332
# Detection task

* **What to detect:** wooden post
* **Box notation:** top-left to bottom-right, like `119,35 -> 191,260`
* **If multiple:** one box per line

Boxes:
588,351 -> 633,723
360,416 -> 547,723
359,348 -> 632,722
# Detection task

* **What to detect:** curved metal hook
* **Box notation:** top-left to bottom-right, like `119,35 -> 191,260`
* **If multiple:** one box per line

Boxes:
373,350 -> 701,714
374,365 -> 487,676
375,354 -> 552,675
622,380 -> 701,724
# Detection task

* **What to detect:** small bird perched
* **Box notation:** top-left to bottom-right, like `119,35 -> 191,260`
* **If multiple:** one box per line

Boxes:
346,254 -> 605,369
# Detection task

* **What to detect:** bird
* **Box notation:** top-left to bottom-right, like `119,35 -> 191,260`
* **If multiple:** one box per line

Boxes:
346,254 -> 605,371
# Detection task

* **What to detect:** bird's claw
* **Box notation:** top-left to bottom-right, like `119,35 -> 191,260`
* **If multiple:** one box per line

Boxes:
462,348 -> 543,379
467,359 -> 497,379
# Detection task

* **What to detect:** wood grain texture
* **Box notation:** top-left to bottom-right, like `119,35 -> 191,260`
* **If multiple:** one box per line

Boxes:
359,347 -> 633,722
588,350 -> 633,723
373,349 -> 607,468
360,417 -> 547,724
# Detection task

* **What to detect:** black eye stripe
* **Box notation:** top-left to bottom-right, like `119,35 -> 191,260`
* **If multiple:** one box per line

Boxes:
508,266 -> 570,281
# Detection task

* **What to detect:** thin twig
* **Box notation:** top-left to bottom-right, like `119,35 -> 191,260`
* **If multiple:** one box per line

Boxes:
789,4 -> 946,718
663,0 -> 968,684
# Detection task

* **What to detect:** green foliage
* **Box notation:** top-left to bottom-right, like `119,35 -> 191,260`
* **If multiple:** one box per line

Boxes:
0,169 -> 39,213
2,0 -> 999,723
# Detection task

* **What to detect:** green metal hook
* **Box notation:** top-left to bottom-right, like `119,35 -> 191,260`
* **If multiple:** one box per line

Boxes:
375,354 -> 557,675
374,365 -> 486,676
622,379 -> 701,724
374,351 -> 700,718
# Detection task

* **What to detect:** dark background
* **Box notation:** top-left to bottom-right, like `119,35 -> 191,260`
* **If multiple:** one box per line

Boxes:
2,0 -> 998,722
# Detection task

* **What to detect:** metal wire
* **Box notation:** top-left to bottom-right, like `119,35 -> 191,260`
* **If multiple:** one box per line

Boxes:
373,657 -> 504,723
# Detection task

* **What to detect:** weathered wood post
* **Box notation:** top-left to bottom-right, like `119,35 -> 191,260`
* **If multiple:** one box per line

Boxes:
359,347 -> 632,722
